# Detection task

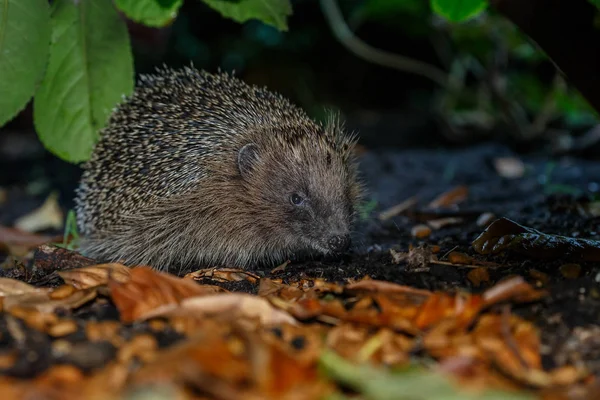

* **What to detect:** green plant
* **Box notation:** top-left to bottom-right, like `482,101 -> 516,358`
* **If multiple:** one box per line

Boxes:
319,350 -> 535,399
0,0 -> 292,164
432,0 -> 599,22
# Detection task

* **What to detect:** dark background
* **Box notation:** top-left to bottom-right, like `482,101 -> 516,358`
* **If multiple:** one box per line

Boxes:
1,0 -> 598,222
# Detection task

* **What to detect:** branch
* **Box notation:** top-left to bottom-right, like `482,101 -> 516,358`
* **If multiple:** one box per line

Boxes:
319,0 -> 449,88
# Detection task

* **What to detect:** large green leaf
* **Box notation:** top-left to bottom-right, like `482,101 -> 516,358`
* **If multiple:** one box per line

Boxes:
33,0 -> 134,163
201,0 -> 292,31
431,0 -> 488,22
115,0 -> 183,27
0,0 -> 51,127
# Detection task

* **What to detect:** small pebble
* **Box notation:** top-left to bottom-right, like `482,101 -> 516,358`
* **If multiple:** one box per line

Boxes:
476,212 -> 496,227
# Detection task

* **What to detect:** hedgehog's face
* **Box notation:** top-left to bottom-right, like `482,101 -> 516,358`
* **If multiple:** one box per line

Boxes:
237,138 -> 358,259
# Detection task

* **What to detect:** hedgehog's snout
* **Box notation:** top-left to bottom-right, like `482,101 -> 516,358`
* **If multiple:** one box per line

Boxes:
327,234 -> 351,253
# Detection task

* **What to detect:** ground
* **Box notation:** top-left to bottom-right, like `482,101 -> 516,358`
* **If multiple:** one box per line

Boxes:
1,141 -> 600,399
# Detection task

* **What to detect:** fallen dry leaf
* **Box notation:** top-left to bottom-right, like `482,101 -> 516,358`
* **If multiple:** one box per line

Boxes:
0,278 -> 40,296
33,244 -> 98,272
427,217 -> 464,230
345,279 -> 432,297
58,263 -> 132,289
472,217 -> 600,262
446,251 -> 499,268
467,268 -> 490,287
378,196 -> 418,221
14,191 -> 64,233
185,267 -> 260,284
411,224 -> 432,238
0,226 -> 59,256
389,245 -> 433,271
3,287 -> 97,313
271,260 -> 291,274
428,185 -> 469,209
146,293 -> 298,328
110,266 -> 228,323
482,276 -> 547,306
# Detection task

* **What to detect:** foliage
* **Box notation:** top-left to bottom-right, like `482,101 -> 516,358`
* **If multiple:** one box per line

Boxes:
431,0 -> 488,22
0,0 -> 292,164
114,0 -> 184,27
202,0 -> 292,31
34,0 -> 134,163
0,0 -> 51,127
319,350 -> 535,400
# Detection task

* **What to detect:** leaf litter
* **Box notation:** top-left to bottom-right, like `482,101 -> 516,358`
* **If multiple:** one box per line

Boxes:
3,175 -> 600,399
0,246 -> 594,400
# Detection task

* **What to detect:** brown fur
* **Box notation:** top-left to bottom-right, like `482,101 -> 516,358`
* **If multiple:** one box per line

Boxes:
75,66 -> 362,270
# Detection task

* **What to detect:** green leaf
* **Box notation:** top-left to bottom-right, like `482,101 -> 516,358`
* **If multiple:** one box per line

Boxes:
0,0 -> 51,127
319,350 -> 535,400
201,0 -> 292,31
33,0 -> 134,163
115,0 -> 183,27
431,0 -> 488,22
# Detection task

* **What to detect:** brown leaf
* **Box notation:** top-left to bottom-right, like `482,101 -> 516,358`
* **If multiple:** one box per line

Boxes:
389,245 -> 433,271
428,185 -> 469,209
4,287 -> 97,314
14,191 -> 64,232
130,325 -> 330,400
482,276 -> 547,306
472,217 -> 600,261
378,196 -> 418,221
467,268 -> 490,287
427,217 -> 464,230
411,224 -> 432,238
110,266 -> 228,323
0,226 -> 59,256
33,244 -> 98,272
258,278 -> 305,300
184,267 -> 260,284
271,260 -> 290,274
346,279 -> 432,298
0,278 -> 40,296
145,293 -> 298,328
58,263 -> 131,289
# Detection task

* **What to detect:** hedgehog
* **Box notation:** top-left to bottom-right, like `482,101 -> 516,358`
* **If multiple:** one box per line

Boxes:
74,65 -> 363,270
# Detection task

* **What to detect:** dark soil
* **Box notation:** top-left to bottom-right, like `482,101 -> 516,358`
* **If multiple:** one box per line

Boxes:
2,141 -> 600,377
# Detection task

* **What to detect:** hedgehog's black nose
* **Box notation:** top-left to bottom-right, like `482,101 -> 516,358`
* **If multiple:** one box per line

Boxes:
327,234 -> 351,253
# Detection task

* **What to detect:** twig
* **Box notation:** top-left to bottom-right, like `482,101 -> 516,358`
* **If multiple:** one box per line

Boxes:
319,0 -> 449,87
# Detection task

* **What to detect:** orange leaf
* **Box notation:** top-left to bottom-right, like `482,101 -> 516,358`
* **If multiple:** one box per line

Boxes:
109,266 -> 228,323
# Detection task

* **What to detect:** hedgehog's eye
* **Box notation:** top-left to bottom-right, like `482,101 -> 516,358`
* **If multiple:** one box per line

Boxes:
290,193 -> 305,206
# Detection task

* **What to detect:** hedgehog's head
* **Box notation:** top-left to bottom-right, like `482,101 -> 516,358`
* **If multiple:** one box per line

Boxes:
235,120 -> 362,262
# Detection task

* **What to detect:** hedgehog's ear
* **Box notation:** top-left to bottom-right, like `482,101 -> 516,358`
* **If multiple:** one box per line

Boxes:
238,143 -> 260,179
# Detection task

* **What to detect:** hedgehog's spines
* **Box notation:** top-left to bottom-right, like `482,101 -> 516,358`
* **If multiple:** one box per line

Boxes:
75,65 -> 362,270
